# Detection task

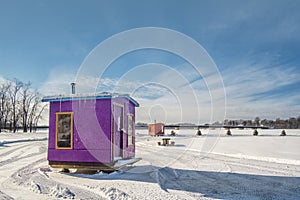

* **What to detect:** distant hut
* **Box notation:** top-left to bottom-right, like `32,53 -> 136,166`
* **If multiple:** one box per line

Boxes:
42,92 -> 140,171
148,123 -> 165,136
253,129 -> 258,136
226,129 -> 232,136
280,130 -> 286,136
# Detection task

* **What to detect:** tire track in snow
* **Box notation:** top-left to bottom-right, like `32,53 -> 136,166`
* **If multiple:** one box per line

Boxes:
7,154 -> 118,199
0,145 -> 46,167
56,183 -> 133,200
0,137 -> 47,146
0,190 -> 14,200
0,139 -> 132,199
0,140 -> 49,199
206,153 -> 300,176
0,143 -> 32,157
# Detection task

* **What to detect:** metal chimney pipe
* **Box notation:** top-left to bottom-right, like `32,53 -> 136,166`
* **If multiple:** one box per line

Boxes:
71,82 -> 76,94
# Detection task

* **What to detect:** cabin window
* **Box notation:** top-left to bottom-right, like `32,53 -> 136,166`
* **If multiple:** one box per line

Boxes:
127,114 -> 134,146
56,112 -> 73,149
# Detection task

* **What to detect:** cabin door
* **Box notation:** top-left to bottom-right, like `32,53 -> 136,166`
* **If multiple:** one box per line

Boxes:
113,104 -> 124,160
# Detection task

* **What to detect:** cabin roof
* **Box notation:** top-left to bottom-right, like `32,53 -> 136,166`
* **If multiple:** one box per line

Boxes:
42,92 -> 139,107
148,123 -> 165,126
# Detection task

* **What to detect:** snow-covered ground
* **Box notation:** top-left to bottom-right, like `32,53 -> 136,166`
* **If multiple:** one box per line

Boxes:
0,128 -> 299,199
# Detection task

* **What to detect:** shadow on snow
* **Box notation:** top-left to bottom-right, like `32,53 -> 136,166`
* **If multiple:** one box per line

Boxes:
67,165 -> 300,200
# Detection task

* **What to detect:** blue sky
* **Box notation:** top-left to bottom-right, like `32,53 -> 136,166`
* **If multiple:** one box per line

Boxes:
0,0 -> 300,123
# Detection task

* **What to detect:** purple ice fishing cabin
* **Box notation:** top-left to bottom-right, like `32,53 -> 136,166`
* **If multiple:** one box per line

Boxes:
42,92 -> 140,170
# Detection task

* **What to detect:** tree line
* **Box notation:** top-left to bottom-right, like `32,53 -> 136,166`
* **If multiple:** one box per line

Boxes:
0,78 -> 46,133
222,116 -> 300,129
137,116 -> 300,129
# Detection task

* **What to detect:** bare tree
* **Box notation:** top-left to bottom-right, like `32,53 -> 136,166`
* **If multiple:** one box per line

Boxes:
28,98 -> 39,133
8,79 -> 23,132
0,79 -> 47,133
3,97 -> 12,131
27,94 -> 46,133
20,82 -> 37,132
32,104 -> 47,132
0,81 -> 12,132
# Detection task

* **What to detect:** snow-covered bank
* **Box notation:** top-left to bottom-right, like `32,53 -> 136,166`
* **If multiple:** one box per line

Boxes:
0,129 -> 299,199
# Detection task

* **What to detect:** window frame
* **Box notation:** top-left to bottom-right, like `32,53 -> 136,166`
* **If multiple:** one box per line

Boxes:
55,112 -> 74,150
127,114 -> 134,146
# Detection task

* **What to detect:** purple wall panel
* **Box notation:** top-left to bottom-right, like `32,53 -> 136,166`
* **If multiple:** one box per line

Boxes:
48,103 -> 56,150
48,149 -> 111,163
48,99 -> 112,163
48,97 -> 136,164
73,99 -> 111,150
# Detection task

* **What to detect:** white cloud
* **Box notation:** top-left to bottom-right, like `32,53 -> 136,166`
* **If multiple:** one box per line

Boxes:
38,66 -> 100,95
39,57 -> 300,124
39,74 -> 75,95
0,75 -> 7,84
100,63 -> 226,124
221,62 -> 300,120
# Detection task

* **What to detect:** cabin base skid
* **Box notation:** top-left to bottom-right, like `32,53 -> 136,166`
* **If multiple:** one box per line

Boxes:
49,158 -> 141,172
